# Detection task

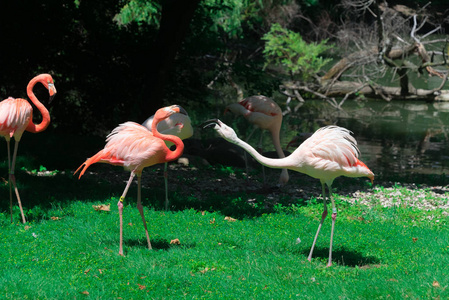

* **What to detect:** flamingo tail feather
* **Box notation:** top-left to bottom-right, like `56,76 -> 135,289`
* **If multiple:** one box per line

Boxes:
74,150 -> 107,179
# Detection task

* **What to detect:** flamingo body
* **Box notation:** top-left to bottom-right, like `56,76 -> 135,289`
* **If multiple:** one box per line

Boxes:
226,96 -> 282,131
288,126 -> 372,184
0,98 -> 32,141
75,105 -> 185,256
0,74 -> 56,223
225,95 -> 288,185
75,122 -> 179,176
206,120 -> 374,266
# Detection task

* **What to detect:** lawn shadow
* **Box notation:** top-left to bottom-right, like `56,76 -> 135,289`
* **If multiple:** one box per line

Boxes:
302,247 -> 380,268
124,237 -> 196,251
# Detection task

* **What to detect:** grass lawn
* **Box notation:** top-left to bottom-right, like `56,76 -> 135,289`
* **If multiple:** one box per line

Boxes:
0,132 -> 448,299
0,169 -> 448,299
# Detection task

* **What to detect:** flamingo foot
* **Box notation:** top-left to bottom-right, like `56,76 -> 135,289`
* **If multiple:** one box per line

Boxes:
327,212 -> 338,267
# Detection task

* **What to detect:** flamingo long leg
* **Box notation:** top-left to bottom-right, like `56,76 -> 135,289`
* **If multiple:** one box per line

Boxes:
327,185 -> 337,267
136,174 -> 152,250
257,129 -> 264,151
307,182 -> 328,262
118,172 -> 135,256
164,162 -> 169,211
258,130 -> 267,185
10,141 -> 26,223
245,126 -> 258,142
243,127 -> 258,179
7,139 -> 13,223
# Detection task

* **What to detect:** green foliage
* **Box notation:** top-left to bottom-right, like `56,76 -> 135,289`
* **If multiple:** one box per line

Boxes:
262,23 -> 333,80
200,0 -> 250,38
114,0 -> 255,38
114,0 -> 161,27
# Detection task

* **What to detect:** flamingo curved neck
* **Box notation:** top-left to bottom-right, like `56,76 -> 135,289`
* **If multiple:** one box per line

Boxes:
25,77 -> 50,133
152,118 -> 184,161
232,136 -> 293,170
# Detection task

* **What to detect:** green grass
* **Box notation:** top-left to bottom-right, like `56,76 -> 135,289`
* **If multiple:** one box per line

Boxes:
1,133 -> 449,299
1,168 -> 448,299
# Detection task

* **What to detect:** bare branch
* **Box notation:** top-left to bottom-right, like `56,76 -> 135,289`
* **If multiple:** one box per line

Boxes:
411,15 -> 419,43
421,26 -> 441,40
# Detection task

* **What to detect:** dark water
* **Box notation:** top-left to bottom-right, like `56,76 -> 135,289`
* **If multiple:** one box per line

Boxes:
282,99 -> 449,181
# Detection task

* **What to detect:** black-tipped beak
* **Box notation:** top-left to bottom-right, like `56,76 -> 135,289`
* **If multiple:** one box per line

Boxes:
201,118 -> 221,129
48,83 -> 57,103
169,104 -> 188,116
178,105 -> 188,116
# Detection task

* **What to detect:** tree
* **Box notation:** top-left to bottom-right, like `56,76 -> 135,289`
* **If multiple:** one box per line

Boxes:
114,0 -> 312,116
265,1 -> 449,111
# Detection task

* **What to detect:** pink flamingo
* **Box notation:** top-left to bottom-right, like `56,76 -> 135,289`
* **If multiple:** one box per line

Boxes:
225,95 -> 289,185
0,74 -> 57,223
205,119 -> 374,266
75,105 -> 185,256
142,105 -> 193,210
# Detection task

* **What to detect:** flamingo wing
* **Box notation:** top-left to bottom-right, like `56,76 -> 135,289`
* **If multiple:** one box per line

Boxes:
104,122 -> 171,170
295,126 -> 360,173
239,95 -> 282,117
75,122 -> 170,178
226,96 -> 282,130
0,98 -> 32,140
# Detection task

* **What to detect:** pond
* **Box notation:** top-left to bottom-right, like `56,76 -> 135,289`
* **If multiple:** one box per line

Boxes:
283,98 -> 449,182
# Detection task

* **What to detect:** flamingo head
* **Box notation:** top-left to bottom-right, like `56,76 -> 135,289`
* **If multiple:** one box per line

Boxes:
366,170 -> 374,185
153,105 -> 188,126
354,159 -> 374,185
203,119 -> 238,143
158,105 -> 184,117
35,73 -> 57,103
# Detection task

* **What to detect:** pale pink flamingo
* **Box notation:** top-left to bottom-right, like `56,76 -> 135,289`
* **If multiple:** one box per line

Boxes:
0,74 -> 57,223
205,119 -> 374,267
75,105 -> 185,256
225,95 -> 289,185
142,105 -> 193,210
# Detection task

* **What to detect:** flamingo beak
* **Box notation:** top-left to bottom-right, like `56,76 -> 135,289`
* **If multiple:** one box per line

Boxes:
201,119 -> 221,129
48,83 -> 57,103
166,105 -> 189,116
178,106 -> 188,116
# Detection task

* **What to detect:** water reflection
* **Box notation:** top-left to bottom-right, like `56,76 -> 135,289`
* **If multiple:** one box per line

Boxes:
284,99 -> 449,180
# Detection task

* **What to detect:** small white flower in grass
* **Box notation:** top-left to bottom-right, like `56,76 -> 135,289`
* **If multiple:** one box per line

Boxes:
296,237 -> 301,244
32,233 -> 38,238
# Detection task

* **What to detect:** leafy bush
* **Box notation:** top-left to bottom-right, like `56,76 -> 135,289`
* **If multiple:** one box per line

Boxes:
262,23 -> 332,80
114,0 -> 161,26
